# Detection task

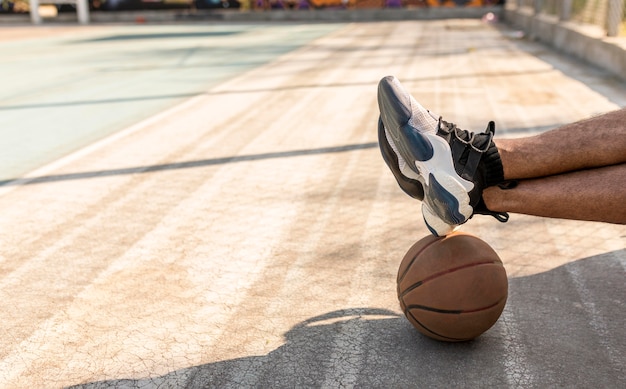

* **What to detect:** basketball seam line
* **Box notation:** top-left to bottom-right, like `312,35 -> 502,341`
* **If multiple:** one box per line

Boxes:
404,297 -> 506,315
406,310 -> 467,341
404,297 -> 507,341
398,260 -> 503,299
396,237 -> 443,285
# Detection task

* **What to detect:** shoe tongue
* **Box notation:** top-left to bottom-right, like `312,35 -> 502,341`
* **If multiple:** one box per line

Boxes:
473,132 -> 491,149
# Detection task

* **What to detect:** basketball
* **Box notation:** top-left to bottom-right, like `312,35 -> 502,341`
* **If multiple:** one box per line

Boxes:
397,231 -> 508,342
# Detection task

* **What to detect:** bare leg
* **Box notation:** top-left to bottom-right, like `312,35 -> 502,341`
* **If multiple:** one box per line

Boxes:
483,163 -> 626,224
495,108 -> 626,180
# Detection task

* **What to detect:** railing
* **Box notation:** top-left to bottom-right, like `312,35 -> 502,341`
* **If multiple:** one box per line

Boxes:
29,0 -> 89,24
514,0 -> 625,36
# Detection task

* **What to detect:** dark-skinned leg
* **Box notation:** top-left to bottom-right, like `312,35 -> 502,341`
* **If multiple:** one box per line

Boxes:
483,163 -> 626,224
495,108 -> 626,180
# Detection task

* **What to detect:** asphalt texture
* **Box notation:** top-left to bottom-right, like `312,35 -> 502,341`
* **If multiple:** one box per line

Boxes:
0,18 -> 625,388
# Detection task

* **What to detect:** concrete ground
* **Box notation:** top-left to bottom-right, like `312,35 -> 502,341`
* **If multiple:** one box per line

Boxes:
1,18 -> 625,388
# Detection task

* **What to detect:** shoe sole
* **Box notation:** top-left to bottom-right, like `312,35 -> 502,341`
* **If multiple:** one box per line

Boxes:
378,77 -> 473,235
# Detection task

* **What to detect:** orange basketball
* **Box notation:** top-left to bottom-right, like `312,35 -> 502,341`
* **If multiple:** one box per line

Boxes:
397,232 -> 508,342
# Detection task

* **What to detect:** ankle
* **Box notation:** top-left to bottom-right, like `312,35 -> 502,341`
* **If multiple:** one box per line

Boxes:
482,143 -> 505,187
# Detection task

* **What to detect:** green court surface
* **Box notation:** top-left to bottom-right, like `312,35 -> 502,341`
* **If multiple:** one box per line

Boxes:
0,23 -> 342,180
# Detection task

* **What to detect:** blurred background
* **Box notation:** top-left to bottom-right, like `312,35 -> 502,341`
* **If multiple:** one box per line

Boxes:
2,0 -> 506,12
1,1 -> 624,39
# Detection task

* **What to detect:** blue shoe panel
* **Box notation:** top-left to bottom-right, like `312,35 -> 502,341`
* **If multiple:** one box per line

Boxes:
401,123 -> 434,162
426,174 -> 467,225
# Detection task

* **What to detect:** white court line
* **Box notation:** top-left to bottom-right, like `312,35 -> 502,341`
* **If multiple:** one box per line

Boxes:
496,306 -> 537,387
319,163 -> 394,389
0,93 -> 208,197
566,260 -> 626,381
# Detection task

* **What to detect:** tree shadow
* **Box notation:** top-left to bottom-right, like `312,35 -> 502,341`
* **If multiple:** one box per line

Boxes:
0,142 -> 377,187
68,250 -> 625,388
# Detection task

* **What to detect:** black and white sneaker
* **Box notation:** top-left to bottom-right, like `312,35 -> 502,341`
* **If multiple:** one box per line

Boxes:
377,75 -> 508,236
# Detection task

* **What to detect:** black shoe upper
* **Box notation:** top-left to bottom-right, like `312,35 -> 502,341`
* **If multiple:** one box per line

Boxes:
436,119 -> 509,222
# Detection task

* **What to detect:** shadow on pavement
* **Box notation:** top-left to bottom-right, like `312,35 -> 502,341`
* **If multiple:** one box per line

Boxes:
69,250 -> 625,388
79,31 -> 243,42
0,142 -> 378,186
0,69 -> 553,112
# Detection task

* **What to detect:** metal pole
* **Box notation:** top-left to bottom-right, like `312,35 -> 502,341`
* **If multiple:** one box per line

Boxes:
606,0 -> 624,37
76,0 -> 90,24
533,0 -> 543,15
30,0 -> 42,24
559,0 -> 572,21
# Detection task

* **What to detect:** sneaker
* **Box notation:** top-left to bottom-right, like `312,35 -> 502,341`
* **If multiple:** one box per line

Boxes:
377,75 -> 507,236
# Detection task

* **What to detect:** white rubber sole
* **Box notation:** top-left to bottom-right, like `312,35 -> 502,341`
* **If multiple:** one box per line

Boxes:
385,128 -> 474,236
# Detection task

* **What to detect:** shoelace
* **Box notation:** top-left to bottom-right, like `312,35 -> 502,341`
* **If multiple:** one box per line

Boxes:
438,118 -> 495,153
481,182 -> 517,223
